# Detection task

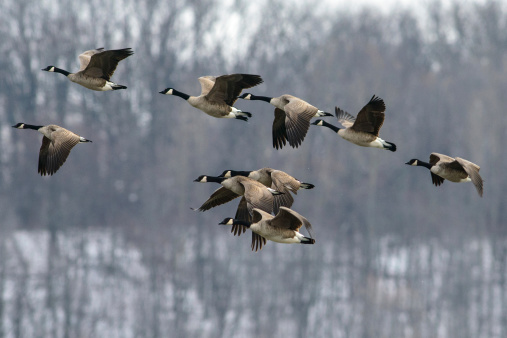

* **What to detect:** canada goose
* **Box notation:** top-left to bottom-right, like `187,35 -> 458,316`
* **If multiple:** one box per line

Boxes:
238,93 -> 332,149
219,168 -> 314,215
194,174 -> 283,249
42,47 -> 133,91
406,153 -> 483,197
219,207 -> 315,251
311,95 -> 396,151
160,74 -> 263,121
192,175 -> 282,215
12,123 -> 91,176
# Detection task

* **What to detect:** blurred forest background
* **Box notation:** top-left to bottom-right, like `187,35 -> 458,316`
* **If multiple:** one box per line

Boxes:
1,0 -> 507,337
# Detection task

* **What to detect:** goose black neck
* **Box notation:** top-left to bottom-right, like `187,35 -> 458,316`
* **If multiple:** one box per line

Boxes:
416,160 -> 433,170
249,95 -> 272,103
230,170 -> 252,177
53,67 -> 71,76
206,176 -> 226,183
233,219 -> 251,228
171,89 -> 190,101
19,124 -> 43,130
320,120 -> 341,133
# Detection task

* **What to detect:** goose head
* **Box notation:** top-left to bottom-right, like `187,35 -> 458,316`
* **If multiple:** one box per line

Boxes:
194,175 -> 208,182
219,217 -> 235,225
159,88 -> 174,95
238,93 -> 252,100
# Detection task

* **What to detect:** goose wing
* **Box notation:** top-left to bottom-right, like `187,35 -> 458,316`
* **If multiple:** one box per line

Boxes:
428,153 -> 447,186
251,233 -> 267,252
350,95 -> 386,136
38,127 -> 80,176
269,170 -> 297,214
430,172 -> 445,186
334,107 -> 356,128
283,98 -> 318,148
270,207 -> 314,238
430,153 -> 455,165
194,187 -> 240,211
455,157 -> 483,197
241,179 -> 274,215
198,76 -> 217,96
250,208 -> 270,251
78,48 -> 104,71
272,108 -> 288,149
206,74 -> 263,106
230,197 -> 250,236
83,48 -> 133,80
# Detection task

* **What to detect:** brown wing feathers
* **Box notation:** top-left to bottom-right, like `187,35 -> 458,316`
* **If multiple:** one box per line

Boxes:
194,187 -> 240,211
272,108 -> 288,149
85,48 -> 134,80
208,74 -> 263,106
38,130 -> 80,176
350,95 -> 386,136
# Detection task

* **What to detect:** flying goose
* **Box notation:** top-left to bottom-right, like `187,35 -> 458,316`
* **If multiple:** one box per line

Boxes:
219,168 -> 314,215
12,123 -> 91,176
42,47 -> 133,91
311,95 -> 396,151
406,153 -> 483,196
194,174 -> 283,250
238,93 -> 332,149
193,175 -> 282,215
160,74 -> 263,121
219,207 -> 315,251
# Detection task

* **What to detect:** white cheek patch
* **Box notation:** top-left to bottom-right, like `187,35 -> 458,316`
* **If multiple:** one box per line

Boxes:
167,89 -> 173,95
49,67 -> 55,72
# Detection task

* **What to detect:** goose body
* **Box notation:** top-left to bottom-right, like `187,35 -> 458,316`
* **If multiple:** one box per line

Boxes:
12,123 -> 91,176
194,174 -> 283,249
406,153 -> 483,196
311,95 -> 396,151
42,48 -> 133,91
238,93 -> 332,148
219,207 -> 315,251
193,175 -> 282,215
219,168 -> 314,214
160,74 -> 263,121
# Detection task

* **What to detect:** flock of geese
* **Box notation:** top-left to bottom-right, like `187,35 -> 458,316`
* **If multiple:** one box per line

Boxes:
12,47 -> 484,251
